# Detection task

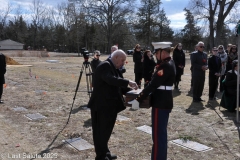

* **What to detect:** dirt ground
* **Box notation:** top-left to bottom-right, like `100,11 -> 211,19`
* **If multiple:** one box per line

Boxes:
0,52 -> 239,160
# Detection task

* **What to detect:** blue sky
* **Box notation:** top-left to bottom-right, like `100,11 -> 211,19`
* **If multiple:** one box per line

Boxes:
0,0 -> 189,30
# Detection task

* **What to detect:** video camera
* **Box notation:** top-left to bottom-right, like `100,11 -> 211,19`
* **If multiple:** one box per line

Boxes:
80,48 -> 89,61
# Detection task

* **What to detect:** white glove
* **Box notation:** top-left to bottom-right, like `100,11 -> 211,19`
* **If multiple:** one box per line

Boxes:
129,80 -> 138,90
128,99 -> 139,110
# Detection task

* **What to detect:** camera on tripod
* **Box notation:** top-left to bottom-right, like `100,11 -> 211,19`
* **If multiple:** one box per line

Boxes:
80,48 -> 89,61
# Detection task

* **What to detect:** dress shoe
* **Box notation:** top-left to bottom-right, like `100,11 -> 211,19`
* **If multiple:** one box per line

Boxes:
198,98 -> 205,102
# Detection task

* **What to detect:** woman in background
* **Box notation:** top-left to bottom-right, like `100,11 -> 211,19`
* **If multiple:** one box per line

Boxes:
217,45 -> 228,92
226,45 -> 238,72
220,60 -> 239,112
172,43 -> 185,90
143,50 -> 156,88
133,44 -> 143,88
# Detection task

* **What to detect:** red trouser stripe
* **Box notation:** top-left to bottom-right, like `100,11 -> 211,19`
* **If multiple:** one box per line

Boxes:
154,108 -> 158,160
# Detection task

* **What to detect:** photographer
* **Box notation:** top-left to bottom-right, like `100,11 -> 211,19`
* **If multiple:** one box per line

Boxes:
90,50 -> 101,73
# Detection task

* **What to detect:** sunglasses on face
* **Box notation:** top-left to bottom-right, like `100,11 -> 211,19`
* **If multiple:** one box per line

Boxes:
219,48 -> 223,49
213,50 -> 218,52
96,55 -> 100,56
199,46 -> 205,48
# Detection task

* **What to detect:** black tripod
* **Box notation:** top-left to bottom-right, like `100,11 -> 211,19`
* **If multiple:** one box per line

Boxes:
33,59 -> 93,158
67,59 -> 93,124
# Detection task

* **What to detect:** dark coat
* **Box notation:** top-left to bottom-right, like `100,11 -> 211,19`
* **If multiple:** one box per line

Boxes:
208,55 -> 221,76
173,49 -> 185,75
224,70 -> 238,96
90,58 -> 101,73
88,59 -> 131,113
191,51 -> 208,77
0,53 -> 6,84
136,57 -> 175,110
133,51 -> 143,73
143,55 -> 156,82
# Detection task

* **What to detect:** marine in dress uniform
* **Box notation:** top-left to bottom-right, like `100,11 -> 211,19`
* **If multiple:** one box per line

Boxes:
129,42 -> 176,160
208,47 -> 222,100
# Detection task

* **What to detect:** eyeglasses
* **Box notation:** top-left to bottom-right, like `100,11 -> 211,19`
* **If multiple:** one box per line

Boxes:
199,46 -> 205,48
213,50 -> 218,52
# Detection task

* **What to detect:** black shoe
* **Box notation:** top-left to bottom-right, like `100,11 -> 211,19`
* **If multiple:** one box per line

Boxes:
198,98 -> 205,102
209,98 -> 213,100
0,100 -> 3,104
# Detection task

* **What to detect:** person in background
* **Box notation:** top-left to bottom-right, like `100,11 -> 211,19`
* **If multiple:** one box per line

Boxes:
225,44 -> 232,54
129,42 -> 175,160
133,44 -> 143,88
208,47 -> 221,100
143,50 -> 156,88
0,53 -> 6,104
217,45 -> 228,92
88,50 -> 138,160
220,60 -> 239,112
90,50 -> 101,73
189,45 -> 198,89
109,45 -> 126,74
226,45 -> 238,72
191,41 -> 208,102
172,43 -> 185,90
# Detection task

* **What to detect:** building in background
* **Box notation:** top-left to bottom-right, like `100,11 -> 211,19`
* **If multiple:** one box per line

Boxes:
0,39 -> 24,50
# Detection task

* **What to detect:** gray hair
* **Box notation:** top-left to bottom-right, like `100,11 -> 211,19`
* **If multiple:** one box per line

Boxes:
94,50 -> 100,55
111,49 -> 126,58
197,41 -> 204,46
111,45 -> 118,51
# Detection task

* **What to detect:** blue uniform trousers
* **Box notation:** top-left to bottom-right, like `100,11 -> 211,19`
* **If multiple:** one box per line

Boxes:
151,108 -> 170,160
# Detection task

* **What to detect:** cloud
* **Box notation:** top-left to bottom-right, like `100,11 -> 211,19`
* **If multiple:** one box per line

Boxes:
167,11 -> 186,29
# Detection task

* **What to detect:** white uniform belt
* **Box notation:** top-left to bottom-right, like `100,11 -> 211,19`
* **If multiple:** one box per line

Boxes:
157,85 -> 172,90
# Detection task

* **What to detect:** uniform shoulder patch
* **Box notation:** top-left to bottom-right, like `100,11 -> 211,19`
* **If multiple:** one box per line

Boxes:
157,69 -> 164,76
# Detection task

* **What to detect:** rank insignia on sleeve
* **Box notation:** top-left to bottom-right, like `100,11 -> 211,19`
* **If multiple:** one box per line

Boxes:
157,69 -> 164,76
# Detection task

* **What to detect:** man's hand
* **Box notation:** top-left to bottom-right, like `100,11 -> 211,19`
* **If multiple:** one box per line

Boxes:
128,99 -> 139,110
129,80 -> 138,90
202,65 -> 208,71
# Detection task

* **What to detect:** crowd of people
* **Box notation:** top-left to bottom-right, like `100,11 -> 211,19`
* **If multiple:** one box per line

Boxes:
1,41 -> 237,160
87,42 -> 239,159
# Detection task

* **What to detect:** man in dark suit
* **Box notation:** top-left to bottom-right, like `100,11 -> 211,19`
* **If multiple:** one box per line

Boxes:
208,47 -> 221,100
191,41 -> 208,102
88,49 -> 138,160
0,53 -> 6,103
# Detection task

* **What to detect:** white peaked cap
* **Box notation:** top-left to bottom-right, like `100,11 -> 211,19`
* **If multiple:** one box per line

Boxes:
152,42 -> 172,50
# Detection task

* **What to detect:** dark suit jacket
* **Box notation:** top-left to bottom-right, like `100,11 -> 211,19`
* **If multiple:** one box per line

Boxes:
0,53 -> 6,84
88,59 -> 130,113
208,55 -> 221,76
191,51 -> 208,77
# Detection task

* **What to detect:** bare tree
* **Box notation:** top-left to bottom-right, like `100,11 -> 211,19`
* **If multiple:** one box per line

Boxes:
29,0 -> 47,49
0,2 -> 12,40
86,0 -> 135,53
189,0 -> 240,48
